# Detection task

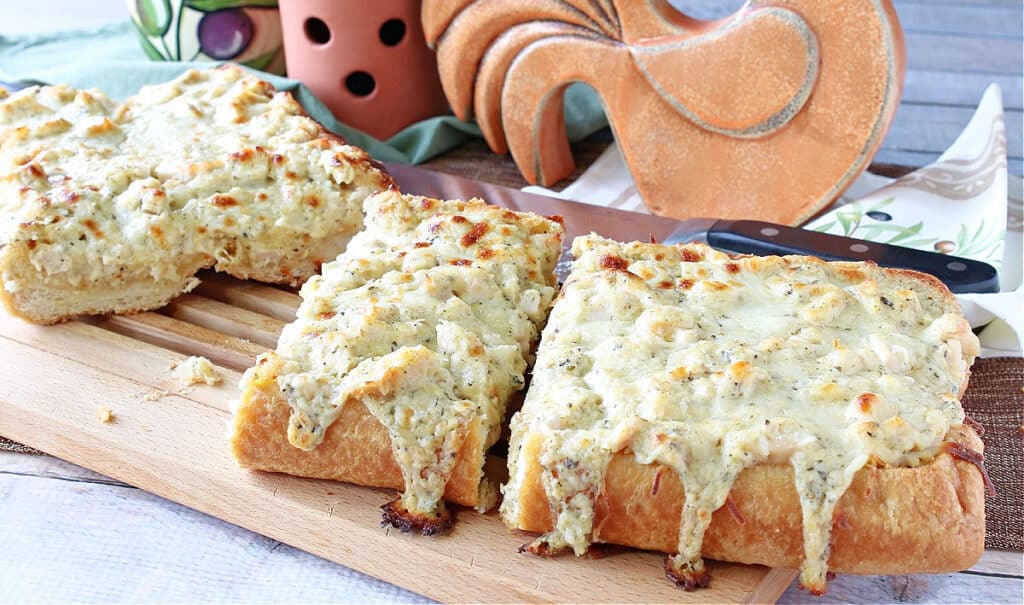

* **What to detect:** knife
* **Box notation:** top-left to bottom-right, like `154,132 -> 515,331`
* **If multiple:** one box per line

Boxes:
385,162 -> 999,294
660,218 -> 999,294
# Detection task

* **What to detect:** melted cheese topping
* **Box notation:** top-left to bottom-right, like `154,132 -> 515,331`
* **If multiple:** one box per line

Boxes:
503,234 -> 979,591
0,66 -> 389,297
262,191 -> 562,517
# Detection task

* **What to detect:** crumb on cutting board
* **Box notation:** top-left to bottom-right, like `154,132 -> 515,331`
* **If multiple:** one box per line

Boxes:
96,406 -> 115,423
171,356 -> 222,386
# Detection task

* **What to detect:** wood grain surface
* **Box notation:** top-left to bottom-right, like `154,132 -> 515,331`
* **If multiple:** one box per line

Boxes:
0,274 -> 799,604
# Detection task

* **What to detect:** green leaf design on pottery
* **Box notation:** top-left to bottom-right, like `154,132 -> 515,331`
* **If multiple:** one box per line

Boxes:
134,28 -> 168,61
135,0 -> 173,37
242,49 -> 278,72
184,0 -> 277,11
954,219 -> 1002,261
884,221 -> 923,244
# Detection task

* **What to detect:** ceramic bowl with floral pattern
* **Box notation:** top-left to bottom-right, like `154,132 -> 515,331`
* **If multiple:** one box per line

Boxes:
128,0 -> 285,74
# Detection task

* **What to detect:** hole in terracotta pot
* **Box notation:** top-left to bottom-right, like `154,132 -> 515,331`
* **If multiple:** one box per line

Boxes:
304,17 -> 331,45
379,18 -> 406,46
345,71 -> 376,97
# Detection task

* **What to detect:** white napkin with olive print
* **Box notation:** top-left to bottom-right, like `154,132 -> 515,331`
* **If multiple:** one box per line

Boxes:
525,85 -> 1022,357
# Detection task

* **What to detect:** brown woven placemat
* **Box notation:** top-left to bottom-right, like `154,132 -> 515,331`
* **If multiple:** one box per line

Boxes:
3,357 -> 1021,550
961,357 -> 1024,551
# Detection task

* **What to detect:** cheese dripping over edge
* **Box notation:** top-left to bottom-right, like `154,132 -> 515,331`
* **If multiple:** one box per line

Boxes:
502,234 -> 979,592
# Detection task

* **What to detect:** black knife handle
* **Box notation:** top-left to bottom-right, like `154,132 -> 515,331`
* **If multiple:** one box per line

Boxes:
706,219 -> 1000,294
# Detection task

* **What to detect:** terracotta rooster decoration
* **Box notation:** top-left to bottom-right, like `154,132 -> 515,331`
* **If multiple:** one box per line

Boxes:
423,1 -> 905,225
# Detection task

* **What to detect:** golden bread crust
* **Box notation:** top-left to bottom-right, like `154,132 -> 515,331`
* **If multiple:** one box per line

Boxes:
511,425 -> 984,574
230,352 -> 489,508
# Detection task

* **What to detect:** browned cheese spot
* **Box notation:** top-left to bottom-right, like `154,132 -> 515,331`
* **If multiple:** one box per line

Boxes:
229,148 -> 253,162
856,392 -> 876,413
460,222 -> 489,247
680,248 -> 704,262
212,194 -> 239,208
599,255 -> 630,271
82,218 -> 104,239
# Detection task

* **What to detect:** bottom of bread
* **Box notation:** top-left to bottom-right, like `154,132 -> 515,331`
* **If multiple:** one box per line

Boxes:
508,425 -> 985,575
0,231 -> 352,324
0,268 -> 205,325
229,352 -> 496,511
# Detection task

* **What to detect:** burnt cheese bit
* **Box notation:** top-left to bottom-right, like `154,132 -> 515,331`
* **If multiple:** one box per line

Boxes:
664,557 -> 711,592
460,222 -> 489,247
380,497 -> 454,536
229,148 -> 254,162
599,254 -> 630,271
81,218 -> 104,238
27,163 -> 46,179
212,194 -> 239,208
680,247 -> 704,262
944,441 -> 996,496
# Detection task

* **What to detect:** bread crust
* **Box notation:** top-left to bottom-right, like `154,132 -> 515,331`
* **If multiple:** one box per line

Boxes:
230,350 -> 493,510
509,424 -> 986,574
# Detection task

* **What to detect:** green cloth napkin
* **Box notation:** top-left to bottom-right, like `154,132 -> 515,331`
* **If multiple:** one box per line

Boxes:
0,21 -> 609,164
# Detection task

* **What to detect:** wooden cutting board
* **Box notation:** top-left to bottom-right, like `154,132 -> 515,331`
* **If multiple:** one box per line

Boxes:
0,271 -> 798,603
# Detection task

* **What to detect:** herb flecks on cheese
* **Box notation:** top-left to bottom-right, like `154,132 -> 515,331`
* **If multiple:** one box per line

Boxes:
0,66 -> 391,322
503,234 -> 979,593
266,191 -> 562,525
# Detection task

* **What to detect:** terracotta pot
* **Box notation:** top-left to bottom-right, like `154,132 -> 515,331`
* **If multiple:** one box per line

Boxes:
278,0 -> 450,139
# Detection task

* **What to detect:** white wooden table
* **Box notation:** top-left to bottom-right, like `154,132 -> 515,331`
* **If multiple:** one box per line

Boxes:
1,2 -> 1022,603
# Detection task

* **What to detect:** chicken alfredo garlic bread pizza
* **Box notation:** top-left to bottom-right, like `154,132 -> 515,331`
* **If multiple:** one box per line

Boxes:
503,234 -> 987,594
0,66 -> 393,324
230,191 -> 563,532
